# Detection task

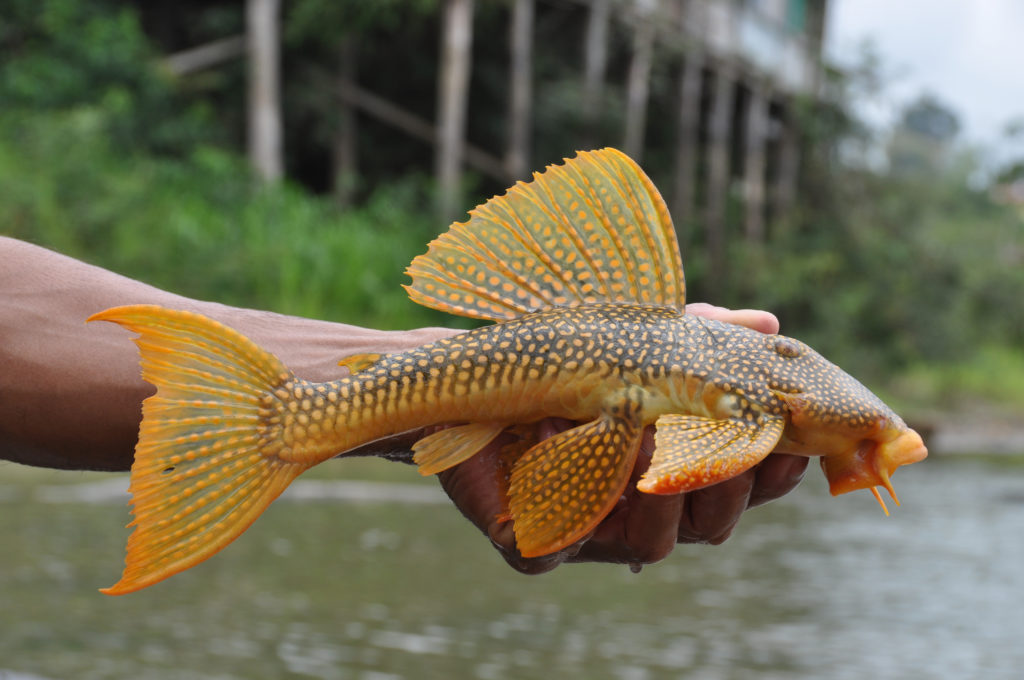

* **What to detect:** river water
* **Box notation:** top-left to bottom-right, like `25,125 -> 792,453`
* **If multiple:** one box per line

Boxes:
1,454 -> 1021,679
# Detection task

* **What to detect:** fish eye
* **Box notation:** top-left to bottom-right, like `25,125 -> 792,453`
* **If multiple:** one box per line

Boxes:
773,337 -> 802,358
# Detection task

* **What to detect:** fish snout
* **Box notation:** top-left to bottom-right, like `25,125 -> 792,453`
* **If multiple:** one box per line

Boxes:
821,428 -> 928,512
877,427 -> 928,471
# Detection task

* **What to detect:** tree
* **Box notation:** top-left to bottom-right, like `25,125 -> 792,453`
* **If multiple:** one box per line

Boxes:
888,93 -> 960,175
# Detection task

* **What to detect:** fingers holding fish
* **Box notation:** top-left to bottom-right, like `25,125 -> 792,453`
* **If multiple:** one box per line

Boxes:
573,433 -> 758,565
439,417 -> 809,573
487,525 -> 586,575
568,427 -> 684,566
436,419 -> 587,575
673,454 -> 807,544
747,454 -> 809,508
686,302 -> 780,335
620,428 -> 686,563
676,471 -> 757,545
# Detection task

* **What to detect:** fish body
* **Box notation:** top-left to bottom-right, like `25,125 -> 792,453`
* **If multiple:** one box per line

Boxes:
272,305 -> 720,461
92,148 -> 926,594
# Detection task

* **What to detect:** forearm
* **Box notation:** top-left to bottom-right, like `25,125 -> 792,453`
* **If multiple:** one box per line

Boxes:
0,237 -> 448,471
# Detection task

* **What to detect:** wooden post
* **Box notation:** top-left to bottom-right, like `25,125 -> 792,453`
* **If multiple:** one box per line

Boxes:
331,78 -> 506,181
743,81 -> 769,242
581,0 -> 612,149
671,49 -> 703,235
704,63 -> 734,296
333,36 -> 358,206
506,0 -> 534,180
623,0 -> 656,160
772,103 -> 800,222
246,0 -> 283,183
164,35 -> 245,76
436,0 -> 474,222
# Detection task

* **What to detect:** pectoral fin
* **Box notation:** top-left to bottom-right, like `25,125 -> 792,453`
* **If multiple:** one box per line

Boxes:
508,414 -> 643,558
413,422 -> 506,476
637,414 -> 785,494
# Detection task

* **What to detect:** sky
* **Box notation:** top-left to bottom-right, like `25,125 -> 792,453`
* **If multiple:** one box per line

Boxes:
825,0 -> 1024,164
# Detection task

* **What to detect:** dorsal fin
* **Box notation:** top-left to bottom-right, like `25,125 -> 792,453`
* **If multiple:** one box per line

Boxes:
404,148 -> 685,321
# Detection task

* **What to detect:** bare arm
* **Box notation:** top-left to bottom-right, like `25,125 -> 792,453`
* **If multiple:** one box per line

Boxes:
0,236 -> 448,470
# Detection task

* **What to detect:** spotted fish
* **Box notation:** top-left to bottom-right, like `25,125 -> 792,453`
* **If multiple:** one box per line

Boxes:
90,148 -> 927,594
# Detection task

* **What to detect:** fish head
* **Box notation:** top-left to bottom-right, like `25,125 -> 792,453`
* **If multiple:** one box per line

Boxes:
762,335 -> 928,512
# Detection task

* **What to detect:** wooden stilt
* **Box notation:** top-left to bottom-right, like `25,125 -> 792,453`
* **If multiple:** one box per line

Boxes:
704,63 -> 734,296
246,0 -> 283,183
436,0 -> 475,221
744,81 -> 769,242
672,49 -> 703,235
506,0 -> 534,180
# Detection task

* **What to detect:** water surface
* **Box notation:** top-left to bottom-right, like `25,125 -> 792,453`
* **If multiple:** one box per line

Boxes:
1,455 -> 1021,679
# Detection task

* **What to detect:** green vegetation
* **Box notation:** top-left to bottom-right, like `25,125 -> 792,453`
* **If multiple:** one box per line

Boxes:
0,110 -> 445,330
2,1 -> 1022,411
731,67 -> 1024,408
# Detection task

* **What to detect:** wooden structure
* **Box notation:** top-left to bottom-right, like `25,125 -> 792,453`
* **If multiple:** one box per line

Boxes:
246,0 -> 283,183
364,0 -> 828,250
166,0 -> 829,283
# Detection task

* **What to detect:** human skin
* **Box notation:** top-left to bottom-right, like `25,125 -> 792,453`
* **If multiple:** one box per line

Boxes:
0,236 -> 808,571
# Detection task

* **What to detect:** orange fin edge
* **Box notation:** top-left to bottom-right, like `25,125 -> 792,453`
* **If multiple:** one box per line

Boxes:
89,305 -> 308,594
637,413 -> 784,494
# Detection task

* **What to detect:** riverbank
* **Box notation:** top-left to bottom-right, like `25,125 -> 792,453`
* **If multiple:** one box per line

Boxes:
912,414 -> 1024,456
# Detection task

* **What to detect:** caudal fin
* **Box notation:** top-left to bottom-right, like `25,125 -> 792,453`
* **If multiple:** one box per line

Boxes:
90,305 -> 310,595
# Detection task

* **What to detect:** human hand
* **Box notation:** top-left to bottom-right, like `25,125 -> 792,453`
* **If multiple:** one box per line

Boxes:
436,304 -> 810,574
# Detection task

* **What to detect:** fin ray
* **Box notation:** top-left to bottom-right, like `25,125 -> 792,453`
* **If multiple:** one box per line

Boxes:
406,148 -> 685,321
508,413 -> 643,557
413,422 -> 507,476
89,305 -> 310,594
637,414 -> 785,494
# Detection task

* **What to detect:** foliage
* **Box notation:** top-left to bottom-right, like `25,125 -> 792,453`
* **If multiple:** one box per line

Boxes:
0,109 -> 447,330
0,0 -> 220,154
894,345 -> 1024,415
714,62 -> 1024,392
285,0 -> 439,43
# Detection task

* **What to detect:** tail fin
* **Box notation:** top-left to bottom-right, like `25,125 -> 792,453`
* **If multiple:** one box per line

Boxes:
89,305 -> 311,595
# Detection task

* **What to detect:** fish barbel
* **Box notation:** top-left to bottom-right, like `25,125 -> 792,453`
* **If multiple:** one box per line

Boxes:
91,148 -> 927,594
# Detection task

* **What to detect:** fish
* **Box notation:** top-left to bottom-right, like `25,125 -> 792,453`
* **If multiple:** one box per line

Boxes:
90,148 -> 927,595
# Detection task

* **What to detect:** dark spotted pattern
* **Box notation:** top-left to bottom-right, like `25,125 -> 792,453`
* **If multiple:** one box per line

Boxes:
270,303 -> 896,466
273,304 -> 684,462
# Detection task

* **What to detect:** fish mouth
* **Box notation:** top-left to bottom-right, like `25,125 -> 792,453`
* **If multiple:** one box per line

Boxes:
821,428 -> 928,514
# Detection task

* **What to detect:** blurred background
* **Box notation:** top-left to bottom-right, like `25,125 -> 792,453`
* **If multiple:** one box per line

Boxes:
2,1 -> 1023,678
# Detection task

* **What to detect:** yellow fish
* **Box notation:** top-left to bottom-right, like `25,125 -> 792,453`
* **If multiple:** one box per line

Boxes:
91,148 -> 927,594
